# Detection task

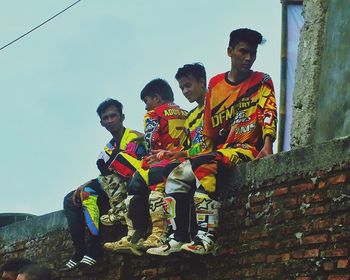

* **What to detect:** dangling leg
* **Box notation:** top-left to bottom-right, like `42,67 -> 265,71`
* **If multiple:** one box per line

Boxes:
147,160 -> 196,256
180,153 -> 221,255
99,174 -> 128,226
103,194 -> 146,256
141,190 -> 168,249
181,191 -> 221,255
181,148 -> 255,255
139,165 -> 169,250
61,191 -> 86,270
79,180 -> 108,267
103,170 -> 150,256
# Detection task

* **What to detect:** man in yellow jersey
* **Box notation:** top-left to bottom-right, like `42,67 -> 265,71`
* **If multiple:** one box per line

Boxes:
61,99 -> 143,270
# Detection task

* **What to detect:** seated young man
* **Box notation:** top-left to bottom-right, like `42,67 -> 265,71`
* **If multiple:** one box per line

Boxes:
151,28 -> 277,256
181,28 -> 277,255
62,99 -> 143,270
146,62 -> 211,256
104,78 -> 188,255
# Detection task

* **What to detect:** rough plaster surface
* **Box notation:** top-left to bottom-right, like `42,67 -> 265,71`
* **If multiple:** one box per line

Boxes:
226,135 -> 350,189
315,0 -> 350,143
0,210 -> 67,244
290,0 -> 328,148
1,135 -> 350,244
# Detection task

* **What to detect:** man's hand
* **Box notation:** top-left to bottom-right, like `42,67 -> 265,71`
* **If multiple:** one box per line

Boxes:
162,150 -> 187,161
256,135 -> 274,159
144,149 -> 188,163
72,180 -> 91,206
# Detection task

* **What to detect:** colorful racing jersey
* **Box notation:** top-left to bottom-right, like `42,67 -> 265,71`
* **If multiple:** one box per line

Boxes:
96,127 -> 142,175
144,102 -> 188,151
183,104 -> 211,156
203,71 -> 277,153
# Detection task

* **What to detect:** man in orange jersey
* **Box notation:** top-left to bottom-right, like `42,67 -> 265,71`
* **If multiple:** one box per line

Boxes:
178,28 -> 277,255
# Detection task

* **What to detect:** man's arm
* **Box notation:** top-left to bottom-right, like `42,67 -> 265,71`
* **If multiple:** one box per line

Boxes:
257,75 -> 277,159
256,135 -> 273,159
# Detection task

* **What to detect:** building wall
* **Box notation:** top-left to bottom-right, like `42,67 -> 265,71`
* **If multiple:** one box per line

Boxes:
315,0 -> 350,143
1,136 -> 350,280
290,0 -> 328,148
291,0 -> 350,147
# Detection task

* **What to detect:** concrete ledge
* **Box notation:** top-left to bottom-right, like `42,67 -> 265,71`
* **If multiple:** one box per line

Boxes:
0,210 -> 67,244
225,135 -> 350,191
1,136 -> 350,245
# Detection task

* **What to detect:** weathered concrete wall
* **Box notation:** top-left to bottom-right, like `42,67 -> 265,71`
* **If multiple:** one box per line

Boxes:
1,135 -> 350,280
291,0 -> 328,147
315,0 -> 350,143
291,0 -> 350,147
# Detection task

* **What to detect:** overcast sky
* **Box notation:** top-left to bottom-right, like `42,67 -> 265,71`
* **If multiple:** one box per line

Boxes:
0,0 -> 281,215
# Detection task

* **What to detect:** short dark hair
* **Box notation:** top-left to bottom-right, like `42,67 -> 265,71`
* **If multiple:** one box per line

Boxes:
96,98 -> 123,118
175,63 -> 207,87
229,28 -> 265,48
140,78 -> 174,102
18,264 -> 52,280
1,258 -> 33,274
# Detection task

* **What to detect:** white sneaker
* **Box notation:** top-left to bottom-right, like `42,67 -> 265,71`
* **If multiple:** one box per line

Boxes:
146,235 -> 183,256
181,231 -> 218,255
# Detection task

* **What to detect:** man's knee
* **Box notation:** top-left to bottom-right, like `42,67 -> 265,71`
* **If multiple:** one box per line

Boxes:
63,191 -> 75,210
190,152 -> 219,171
127,171 -> 149,195
165,160 -> 195,194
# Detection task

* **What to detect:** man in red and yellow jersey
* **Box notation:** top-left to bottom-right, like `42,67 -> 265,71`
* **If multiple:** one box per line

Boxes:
179,28 -> 277,255
104,79 -> 188,255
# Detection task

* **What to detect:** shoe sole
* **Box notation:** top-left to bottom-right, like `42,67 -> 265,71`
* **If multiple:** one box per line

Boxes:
147,249 -> 182,256
105,247 -> 143,256
181,246 -> 218,256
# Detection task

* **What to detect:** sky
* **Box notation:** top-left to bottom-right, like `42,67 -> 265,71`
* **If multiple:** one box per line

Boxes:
0,0 -> 282,216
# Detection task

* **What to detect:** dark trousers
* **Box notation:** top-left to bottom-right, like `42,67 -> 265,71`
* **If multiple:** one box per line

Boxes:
63,179 -> 109,260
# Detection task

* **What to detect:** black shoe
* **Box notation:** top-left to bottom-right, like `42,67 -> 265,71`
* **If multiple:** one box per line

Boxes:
59,259 -> 80,271
77,255 -> 97,269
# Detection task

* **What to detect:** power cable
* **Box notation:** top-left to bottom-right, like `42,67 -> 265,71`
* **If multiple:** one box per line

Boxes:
0,0 -> 81,51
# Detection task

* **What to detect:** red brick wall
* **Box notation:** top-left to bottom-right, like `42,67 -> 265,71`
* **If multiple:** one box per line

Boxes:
1,137 -> 350,279
217,166 -> 350,280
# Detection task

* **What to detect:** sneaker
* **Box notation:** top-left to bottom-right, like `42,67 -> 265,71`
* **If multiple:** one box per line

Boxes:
181,232 -> 218,255
59,253 -> 84,271
78,255 -> 96,268
104,236 -> 143,256
146,235 -> 183,256
60,259 -> 79,271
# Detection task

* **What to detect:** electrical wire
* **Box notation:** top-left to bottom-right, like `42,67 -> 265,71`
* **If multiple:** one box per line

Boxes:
0,0 -> 81,51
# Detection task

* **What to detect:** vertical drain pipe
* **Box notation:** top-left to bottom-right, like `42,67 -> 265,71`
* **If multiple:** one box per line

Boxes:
278,0 -> 288,152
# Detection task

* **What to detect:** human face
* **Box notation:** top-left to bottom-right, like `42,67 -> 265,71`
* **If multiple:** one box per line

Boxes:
143,95 -> 160,111
227,41 -> 257,74
178,75 -> 205,104
100,105 -> 124,133
2,271 -> 17,280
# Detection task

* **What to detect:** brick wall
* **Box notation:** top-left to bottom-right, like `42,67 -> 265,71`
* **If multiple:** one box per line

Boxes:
1,136 -> 350,279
